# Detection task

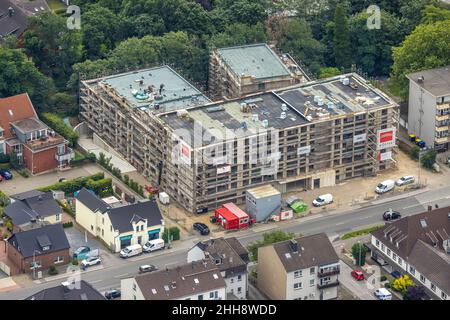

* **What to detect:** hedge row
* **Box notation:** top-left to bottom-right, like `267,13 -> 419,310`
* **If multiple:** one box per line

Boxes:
341,225 -> 384,240
40,112 -> 79,147
162,227 -> 181,243
38,172 -> 105,194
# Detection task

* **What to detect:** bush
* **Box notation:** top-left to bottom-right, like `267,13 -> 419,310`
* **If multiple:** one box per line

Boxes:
162,227 -> 181,243
85,153 -> 96,162
391,275 -> 414,295
17,169 -> 29,178
380,275 -> 387,282
410,146 -> 420,160
85,178 -> 113,195
63,221 -> 73,228
48,265 -> 58,276
421,150 -> 437,170
0,154 -> 10,163
0,190 -> 10,206
385,283 -> 391,288
40,113 -> 79,147
341,225 -> 384,240
3,233 -> 8,240
38,173 -> 105,194
71,258 -> 78,266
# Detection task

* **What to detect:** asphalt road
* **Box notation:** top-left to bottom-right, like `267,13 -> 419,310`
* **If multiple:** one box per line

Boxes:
2,185 -> 450,300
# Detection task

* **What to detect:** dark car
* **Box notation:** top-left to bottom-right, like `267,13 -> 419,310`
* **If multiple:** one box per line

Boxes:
391,270 -> 401,279
105,289 -> 121,300
0,169 -> 13,180
73,246 -> 90,260
383,209 -> 401,221
59,177 -> 67,183
193,222 -> 210,235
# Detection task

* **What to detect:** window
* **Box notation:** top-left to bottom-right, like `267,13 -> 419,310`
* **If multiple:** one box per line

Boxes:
431,283 -> 436,292
398,257 -> 403,265
91,225 -> 94,231
102,218 -> 104,225
293,282 -> 302,290
442,292 -> 447,300
375,240 -> 380,247
209,292 -> 214,299
420,275 -> 426,284
56,214 -> 60,221
294,270 -> 302,278
102,229 -> 104,236
310,267 -> 315,275
381,244 -> 385,251
237,287 -> 242,294
54,256 -> 64,264
237,275 -> 242,282
387,248 -> 391,256
214,291 -> 218,299
392,253 -> 397,260
310,279 -> 315,287
230,278 -> 234,284
133,283 -> 137,291
409,266 -> 416,275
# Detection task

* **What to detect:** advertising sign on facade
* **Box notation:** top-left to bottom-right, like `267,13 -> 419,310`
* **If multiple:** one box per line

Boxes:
353,133 -> 367,144
378,151 -> 392,161
217,165 -> 231,175
377,128 -> 396,150
180,141 -> 191,165
297,145 -> 311,155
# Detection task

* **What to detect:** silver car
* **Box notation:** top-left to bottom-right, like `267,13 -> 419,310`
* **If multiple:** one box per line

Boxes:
395,176 -> 415,186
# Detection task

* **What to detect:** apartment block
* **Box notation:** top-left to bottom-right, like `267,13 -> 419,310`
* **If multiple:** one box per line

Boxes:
208,43 -> 308,100
80,67 -> 398,214
370,206 -> 450,300
406,66 -> 450,151
257,233 -> 340,300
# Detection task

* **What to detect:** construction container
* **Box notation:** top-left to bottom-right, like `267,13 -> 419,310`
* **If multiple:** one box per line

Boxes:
245,185 -> 282,222
159,192 -> 170,205
290,201 -> 308,213
215,203 -> 249,230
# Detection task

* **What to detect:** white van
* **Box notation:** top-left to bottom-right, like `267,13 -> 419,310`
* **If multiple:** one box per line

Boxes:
374,288 -> 392,300
312,194 -> 333,207
120,244 -> 142,258
143,238 -> 165,253
375,180 -> 395,194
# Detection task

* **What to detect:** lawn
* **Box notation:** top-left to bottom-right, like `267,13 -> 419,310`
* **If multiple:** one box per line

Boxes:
46,0 -> 66,12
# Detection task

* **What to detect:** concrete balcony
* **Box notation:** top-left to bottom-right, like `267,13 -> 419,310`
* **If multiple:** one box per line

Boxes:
55,148 -> 75,162
317,280 -> 340,289
436,114 -> 450,122
436,102 -> 450,110
318,268 -> 340,278
435,136 -> 449,145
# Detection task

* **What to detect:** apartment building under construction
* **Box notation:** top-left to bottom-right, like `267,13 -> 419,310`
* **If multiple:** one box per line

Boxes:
80,67 -> 398,214
208,43 -> 309,100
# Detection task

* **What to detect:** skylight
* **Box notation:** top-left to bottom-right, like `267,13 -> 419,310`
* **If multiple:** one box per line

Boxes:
164,285 -> 170,291
151,289 -> 157,294
194,278 -> 199,284
420,219 -> 428,228
213,273 -> 219,279
285,253 -> 292,259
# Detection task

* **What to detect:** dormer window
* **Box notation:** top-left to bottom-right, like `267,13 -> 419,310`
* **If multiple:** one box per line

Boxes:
215,258 -> 221,265
42,246 -> 50,251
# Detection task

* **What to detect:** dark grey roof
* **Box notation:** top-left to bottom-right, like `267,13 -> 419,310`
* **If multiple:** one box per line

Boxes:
108,200 -> 163,233
11,118 -> 47,133
371,206 -> 450,295
4,191 -> 61,226
0,1 -> 28,39
75,188 -> 110,213
25,280 -> 105,300
8,224 -> 70,258
407,66 -> 450,97
194,237 -> 248,276
11,190 -> 44,201
135,260 -> 225,300
270,233 -> 339,272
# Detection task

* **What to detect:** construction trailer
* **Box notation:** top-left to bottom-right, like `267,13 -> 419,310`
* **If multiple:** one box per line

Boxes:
245,184 -> 282,222
80,66 -> 399,215
215,203 -> 249,230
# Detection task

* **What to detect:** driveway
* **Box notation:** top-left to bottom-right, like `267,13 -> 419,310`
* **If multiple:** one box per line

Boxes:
339,260 -> 376,300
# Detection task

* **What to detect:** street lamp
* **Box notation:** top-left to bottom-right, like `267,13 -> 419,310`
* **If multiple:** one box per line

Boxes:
32,249 -> 41,279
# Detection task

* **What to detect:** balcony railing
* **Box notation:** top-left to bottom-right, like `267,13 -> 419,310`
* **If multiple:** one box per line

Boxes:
55,148 -> 75,162
317,280 -> 340,289
318,269 -> 340,277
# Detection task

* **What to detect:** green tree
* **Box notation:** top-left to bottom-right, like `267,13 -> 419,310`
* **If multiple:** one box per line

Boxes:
206,23 -> 267,48
319,67 -> 341,79
410,146 -> 420,160
390,19 -> 450,99
420,4 -> 450,24
351,242 -> 368,266
0,47 -> 54,110
333,4 -> 352,69
391,275 -> 414,295
247,230 -> 296,261
421,150 -> 437,169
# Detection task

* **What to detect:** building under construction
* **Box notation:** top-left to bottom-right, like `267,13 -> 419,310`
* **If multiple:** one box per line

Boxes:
80,67 -> 399,214
208,43 -> 309,100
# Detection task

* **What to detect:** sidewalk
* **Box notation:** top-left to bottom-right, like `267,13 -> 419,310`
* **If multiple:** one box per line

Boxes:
0,277 -> 19,292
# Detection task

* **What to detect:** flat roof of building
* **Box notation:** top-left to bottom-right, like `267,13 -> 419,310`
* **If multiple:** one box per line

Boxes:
407,66 -> 450,97
161,73 -> 394,147
217,43 -> 292,80
246,184 -> 281,199
93,66 -> 210,113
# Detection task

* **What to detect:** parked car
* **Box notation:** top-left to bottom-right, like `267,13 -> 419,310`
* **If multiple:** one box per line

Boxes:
193,222 -> 210,235
0,169 -> 13,180
104,289 -> 121,300
374,288 -> 392,300
375,180 -> 395,194
383,209 -> 401,221
395,175 -> 415,186
312,194 -> 333,207
0,175 -> 3,182
139,264 -> 158,274
391,270 -> 401,279
142,239 -> 165,253
81,256 -> 101,268
59,177 -> 67,183
73,246 -> 90,260
351,270 -> 365,281
120,244 -> 142,258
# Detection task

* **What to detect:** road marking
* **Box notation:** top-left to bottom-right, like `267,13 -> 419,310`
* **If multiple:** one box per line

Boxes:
90,279 -> 103,284
335,222 -> 345,226
114,273 -> 129,278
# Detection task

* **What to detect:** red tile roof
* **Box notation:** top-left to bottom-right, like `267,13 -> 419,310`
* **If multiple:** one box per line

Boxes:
0,93 -> 37,138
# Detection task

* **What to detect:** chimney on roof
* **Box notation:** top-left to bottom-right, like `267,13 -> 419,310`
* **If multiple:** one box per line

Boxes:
428,205 -> 432,212
171,281 -> 177,289
417,76 -> 425,83
61,281 -> 71,293
8,7 -> 14,17
289,239 -> 298,253
435,204 -> 439,209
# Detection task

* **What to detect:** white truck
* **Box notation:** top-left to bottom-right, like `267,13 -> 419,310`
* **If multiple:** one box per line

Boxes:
120,244 -> 142,258
159,192 -> 170,205
375,180 -> 395,194
143,238 -> 165,253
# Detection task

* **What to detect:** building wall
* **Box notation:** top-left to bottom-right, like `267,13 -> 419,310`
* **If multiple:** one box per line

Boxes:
407,80 -> 437,147
224,272 -> 247,299
75,200 -> 100,238
257,245 -> 287,299
7,244 -> 69,275
246,190 -> 281,222
23,145 -> 59,174
371,235 -> 449,300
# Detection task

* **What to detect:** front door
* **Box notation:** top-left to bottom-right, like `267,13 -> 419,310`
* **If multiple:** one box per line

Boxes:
137,236 -> 142,245
314,178 -> 320,189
